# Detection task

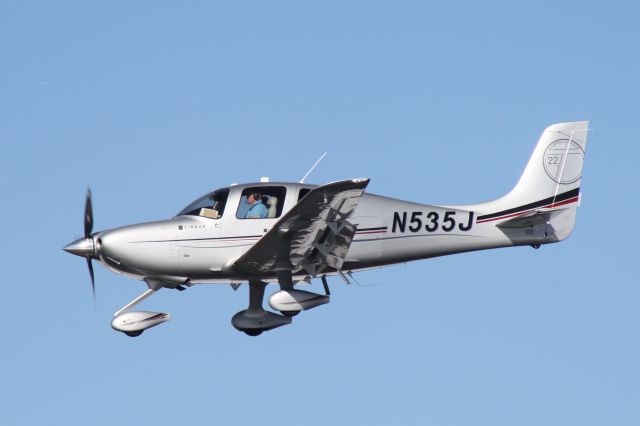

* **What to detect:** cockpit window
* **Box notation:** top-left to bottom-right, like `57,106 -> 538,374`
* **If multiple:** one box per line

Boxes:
298,188 -> 311,201
177,188 -> 230,219
236,186 -> 286,219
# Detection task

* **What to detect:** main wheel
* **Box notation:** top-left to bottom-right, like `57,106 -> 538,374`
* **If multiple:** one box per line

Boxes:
281,310 -> 300,317
244,329 -> 263,336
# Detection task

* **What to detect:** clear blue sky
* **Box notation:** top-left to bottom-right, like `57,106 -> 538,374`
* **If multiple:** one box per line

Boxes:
1,1 -> 638,425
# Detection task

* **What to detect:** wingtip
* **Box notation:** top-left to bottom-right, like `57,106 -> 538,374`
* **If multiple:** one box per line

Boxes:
352,178 -> 370,184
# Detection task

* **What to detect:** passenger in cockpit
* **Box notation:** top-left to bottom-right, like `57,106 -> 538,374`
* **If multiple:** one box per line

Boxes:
245,190 -> 268,219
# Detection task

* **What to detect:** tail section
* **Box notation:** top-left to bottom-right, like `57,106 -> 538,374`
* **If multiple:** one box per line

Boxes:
476,121 -> 589,245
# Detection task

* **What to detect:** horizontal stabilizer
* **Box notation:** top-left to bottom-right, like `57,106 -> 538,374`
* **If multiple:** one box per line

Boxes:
497,210 -> 553,229
496,206 -> 577,245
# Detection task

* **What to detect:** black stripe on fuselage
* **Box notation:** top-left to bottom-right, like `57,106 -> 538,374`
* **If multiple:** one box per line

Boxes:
477,188 -> 580,221
356,226 -> 388,232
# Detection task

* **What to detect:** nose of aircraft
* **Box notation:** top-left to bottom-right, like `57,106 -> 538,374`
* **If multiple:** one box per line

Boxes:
63,237 -> 95,258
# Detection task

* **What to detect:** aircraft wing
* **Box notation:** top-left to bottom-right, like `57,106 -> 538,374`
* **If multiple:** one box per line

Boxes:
232,178 -> 370,276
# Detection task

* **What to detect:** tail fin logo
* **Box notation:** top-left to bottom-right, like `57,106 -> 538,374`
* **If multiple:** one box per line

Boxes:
543,139 -> 585,184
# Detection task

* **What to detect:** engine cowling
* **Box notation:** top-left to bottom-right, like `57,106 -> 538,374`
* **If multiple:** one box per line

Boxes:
111,311 -> 170,336
268,289 -> 329,313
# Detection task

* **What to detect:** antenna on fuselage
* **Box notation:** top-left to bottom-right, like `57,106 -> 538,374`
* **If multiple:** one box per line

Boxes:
300,152 -> 327,183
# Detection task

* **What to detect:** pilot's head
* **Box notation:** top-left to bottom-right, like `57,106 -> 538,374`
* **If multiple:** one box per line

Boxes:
247,190 -> 262,205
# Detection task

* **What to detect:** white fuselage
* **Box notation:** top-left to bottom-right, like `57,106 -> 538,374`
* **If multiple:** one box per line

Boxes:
95,181 -> 527,285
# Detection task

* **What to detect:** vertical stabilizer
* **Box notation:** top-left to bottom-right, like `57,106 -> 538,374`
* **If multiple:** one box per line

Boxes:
475,121 -> 589,244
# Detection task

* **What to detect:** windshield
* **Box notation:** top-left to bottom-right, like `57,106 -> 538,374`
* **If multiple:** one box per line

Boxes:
177,188 -> 230,218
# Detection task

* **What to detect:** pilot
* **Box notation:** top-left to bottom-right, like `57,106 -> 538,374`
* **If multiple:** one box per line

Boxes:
245,190 -> 268,219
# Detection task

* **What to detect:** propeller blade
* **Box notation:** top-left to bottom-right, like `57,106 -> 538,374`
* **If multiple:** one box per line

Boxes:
86,257 -> 95,304
84,188 -> 93,238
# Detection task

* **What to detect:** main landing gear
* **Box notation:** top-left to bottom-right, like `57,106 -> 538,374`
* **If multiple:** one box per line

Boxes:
231,270 -> 331,337
231,281 -> 292,336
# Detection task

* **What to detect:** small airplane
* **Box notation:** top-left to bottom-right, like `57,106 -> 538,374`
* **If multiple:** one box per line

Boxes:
64,121 -> 588,337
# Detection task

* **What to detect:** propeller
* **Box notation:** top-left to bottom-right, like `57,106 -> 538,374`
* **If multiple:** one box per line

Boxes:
87,257 -> 95,303
63,188 -> 97,304
84,188 -> 93,239
84,188 -> 96,303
